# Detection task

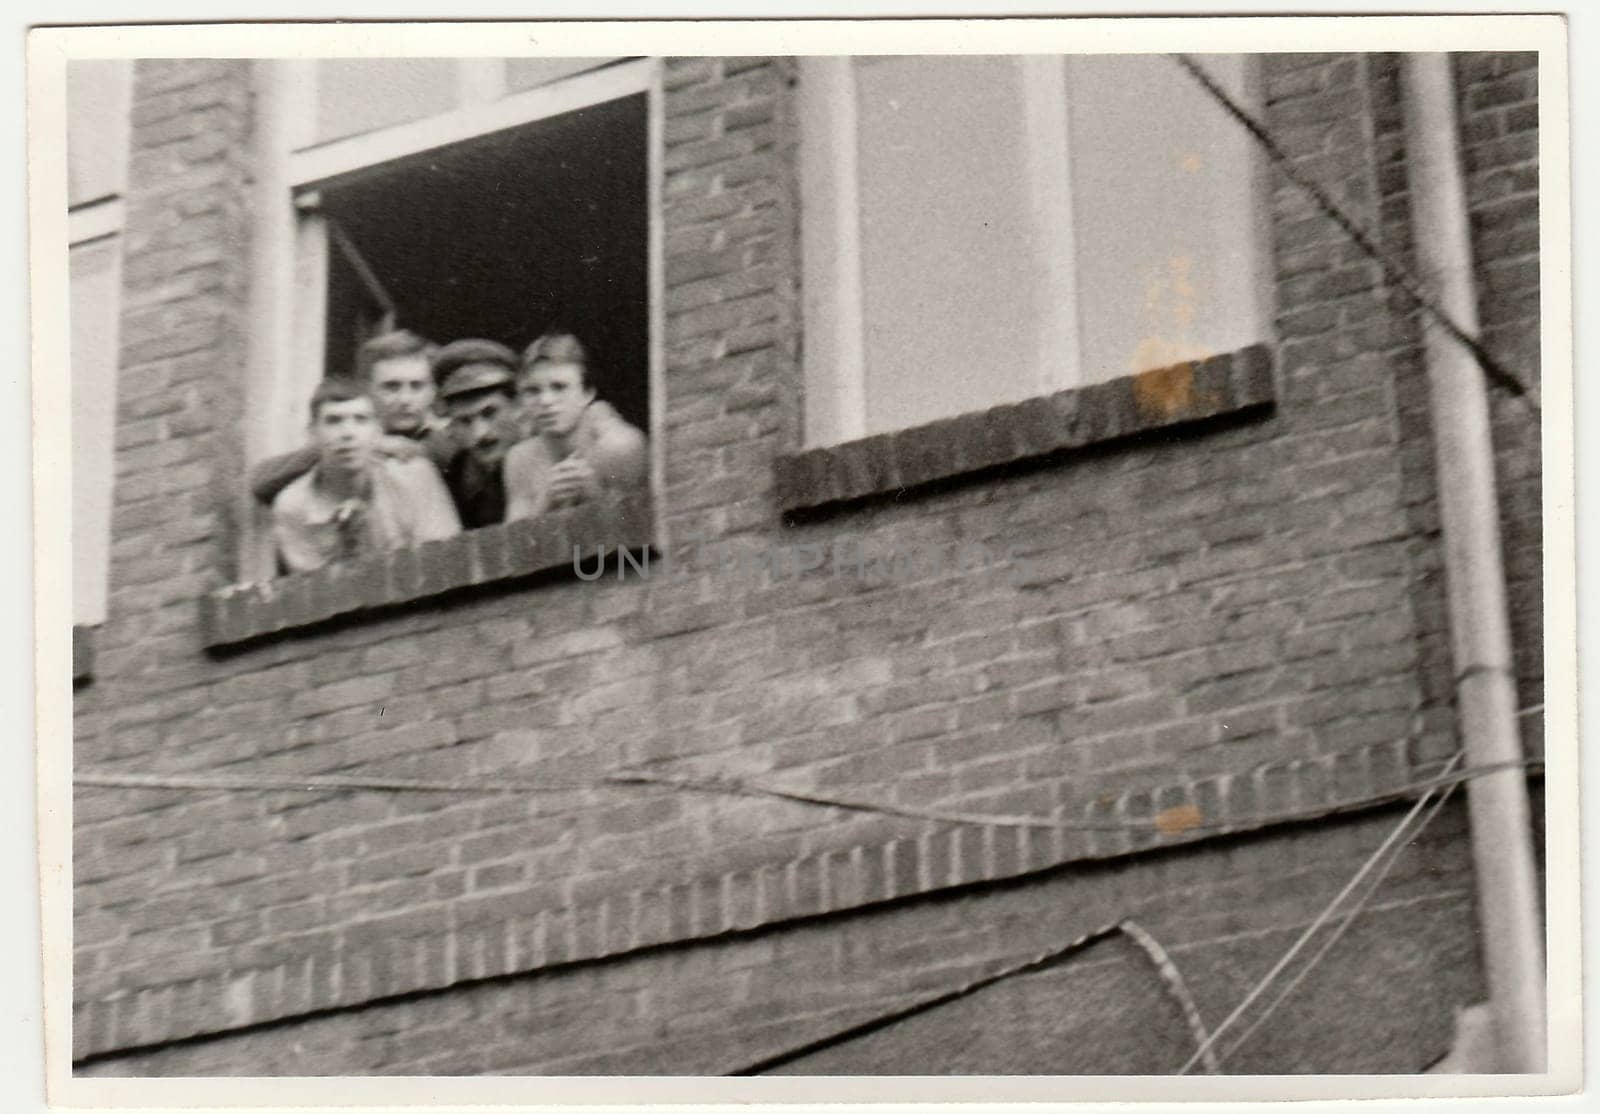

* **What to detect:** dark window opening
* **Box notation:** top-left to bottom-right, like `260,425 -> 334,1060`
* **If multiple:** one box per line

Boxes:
324,221 -> 393,392
308,91 -> 651,435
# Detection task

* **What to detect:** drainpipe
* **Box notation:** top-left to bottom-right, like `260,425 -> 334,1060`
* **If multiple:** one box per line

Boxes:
1399,53 -> 1545,1074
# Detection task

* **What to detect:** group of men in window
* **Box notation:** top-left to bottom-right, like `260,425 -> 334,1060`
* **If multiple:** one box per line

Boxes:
257,329 -> 649,574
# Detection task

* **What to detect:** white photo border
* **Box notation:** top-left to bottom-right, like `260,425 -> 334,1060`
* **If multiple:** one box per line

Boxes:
24,10 -> 1580,1111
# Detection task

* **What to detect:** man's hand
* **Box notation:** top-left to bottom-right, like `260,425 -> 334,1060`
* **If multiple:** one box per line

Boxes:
546,457 -> 599,508
333,498 -> 369,558
375,434 -> 422,461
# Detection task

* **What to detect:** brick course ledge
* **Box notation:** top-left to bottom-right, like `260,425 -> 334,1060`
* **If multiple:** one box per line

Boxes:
199,493 -> 654,651
73,736 -> 1457,1062
773,345 -> 1277,515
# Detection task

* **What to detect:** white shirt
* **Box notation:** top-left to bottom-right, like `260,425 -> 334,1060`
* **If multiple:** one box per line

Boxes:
272,456 -> 461,573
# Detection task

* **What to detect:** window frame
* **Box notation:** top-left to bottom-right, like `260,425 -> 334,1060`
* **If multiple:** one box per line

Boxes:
67,57 -> 133,633
239,56 -> 665,584
66,57 -> 134,210
68,198 -> 124,247
795,53 -> 1273,450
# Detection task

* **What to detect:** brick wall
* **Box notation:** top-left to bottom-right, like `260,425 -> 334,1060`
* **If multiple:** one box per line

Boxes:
1362,51 -> 1543,747
72,52 -> 1535,1071
79,802 -> 1481,1075
660,56 -> 799,544
1455,52 -> 1543,724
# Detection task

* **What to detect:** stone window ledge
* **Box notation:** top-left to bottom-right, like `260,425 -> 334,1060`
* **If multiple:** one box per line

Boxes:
200,494 -> 653,651
774,345 -> 1276,516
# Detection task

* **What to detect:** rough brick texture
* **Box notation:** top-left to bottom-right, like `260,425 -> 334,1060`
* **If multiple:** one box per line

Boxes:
78,803 -> 1481,1075
72,54 -> 1540,1072
1455,52 -> 1543,723
1360,52 -> 1543,754
200,494 -> 654,649
71,732 -> 1440,1058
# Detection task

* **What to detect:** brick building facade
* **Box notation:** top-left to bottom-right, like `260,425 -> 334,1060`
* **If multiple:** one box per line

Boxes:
66,48 -> 1547,1075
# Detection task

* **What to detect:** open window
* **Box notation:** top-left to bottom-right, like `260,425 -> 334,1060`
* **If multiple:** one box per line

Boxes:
294,90 -> 651,435
235,59 -> 659,587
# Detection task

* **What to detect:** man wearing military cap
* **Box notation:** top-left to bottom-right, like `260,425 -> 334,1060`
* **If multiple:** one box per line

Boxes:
433,338 -> 526,528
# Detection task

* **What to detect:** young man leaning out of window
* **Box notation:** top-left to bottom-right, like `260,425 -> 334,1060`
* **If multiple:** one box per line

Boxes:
271,377 -> 461,574
504,331 -> 649,522
431,338 -> 529,529
250,329 -> 456,506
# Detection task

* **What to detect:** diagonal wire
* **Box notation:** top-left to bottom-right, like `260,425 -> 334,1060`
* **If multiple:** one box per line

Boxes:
1171,53 -> 1540,412
1175,751 -> 1464,1074
724,917 -> 1224,1076
1212,768 -> 1461,1068
1118,919 -> 1221,1074
725,921 -> 1124,1074
72,757 -> 1536,837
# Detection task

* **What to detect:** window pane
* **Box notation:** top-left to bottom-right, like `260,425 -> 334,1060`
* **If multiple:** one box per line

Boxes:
505,57 -> 615,93
1065,54 -> 1265,382
855,57 -> 1049,433
67,60 -> 132,207
71,238 -> 121,626
312,59 -> 461,145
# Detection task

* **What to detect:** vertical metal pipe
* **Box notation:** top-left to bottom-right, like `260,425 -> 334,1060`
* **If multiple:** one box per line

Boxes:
1400,52 -> 1545,1073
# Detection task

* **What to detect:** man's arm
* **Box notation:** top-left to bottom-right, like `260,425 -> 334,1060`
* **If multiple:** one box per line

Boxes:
253,437 -> 427,507
249,445 -> 320,506
542,423 -> 648,509
421,424 -> 458,471
503,440 -> 551,523
589,422 -> 649,494
375,434 -> 423,462
398,458 -> 463,542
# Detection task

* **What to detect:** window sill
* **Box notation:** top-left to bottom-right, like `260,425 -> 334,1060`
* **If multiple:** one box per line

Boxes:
73,624 -> 96,687
774,345 -> 1276,516
199,493 -> 653,652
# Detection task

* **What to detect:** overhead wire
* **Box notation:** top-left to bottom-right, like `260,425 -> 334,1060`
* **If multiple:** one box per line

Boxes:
1210,766 -> 1461,1069
1170,53 -> 1540,413
1118,918 -> 1221,1074
74,755 -> 1537,837
1174,751 -> 1465,1074
725,919 -> 1215,1075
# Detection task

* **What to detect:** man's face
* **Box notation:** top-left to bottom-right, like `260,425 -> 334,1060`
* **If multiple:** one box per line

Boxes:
311,395 -> 380,474
446,381 -> 520,469
519,361 -> 596,440
368,353 -> 436,435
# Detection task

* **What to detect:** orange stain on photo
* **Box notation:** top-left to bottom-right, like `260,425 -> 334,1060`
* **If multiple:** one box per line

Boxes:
1131,358 -> 1197,419
1154,803 -> 1204,836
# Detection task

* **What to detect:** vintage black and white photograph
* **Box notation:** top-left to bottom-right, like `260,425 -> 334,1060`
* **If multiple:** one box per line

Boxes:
31,13 -> 1577,1103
